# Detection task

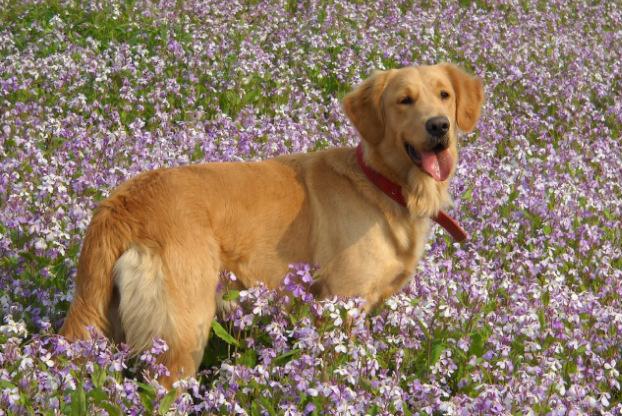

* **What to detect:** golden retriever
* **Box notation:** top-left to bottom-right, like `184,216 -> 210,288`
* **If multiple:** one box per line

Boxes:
61,63 -> 484,387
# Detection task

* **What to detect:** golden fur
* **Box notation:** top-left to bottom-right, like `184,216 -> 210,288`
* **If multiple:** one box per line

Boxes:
60,63 -> 484,387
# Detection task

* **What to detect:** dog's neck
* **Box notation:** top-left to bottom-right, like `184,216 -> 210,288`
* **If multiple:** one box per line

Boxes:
355,143 -> 467,242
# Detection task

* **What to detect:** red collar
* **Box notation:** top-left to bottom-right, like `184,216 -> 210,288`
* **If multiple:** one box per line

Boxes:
355,144 -> 468,242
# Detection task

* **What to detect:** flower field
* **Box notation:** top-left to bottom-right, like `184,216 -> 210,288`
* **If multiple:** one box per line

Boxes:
1,0 -> 621,414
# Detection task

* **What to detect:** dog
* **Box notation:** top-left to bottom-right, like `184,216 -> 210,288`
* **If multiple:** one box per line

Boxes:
60,63 -> 484,387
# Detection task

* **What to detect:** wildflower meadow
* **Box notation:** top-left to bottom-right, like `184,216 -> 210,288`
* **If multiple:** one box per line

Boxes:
1,0 -> 621,414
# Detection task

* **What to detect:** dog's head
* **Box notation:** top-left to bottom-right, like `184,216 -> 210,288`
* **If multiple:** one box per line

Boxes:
344,64 -> 484,214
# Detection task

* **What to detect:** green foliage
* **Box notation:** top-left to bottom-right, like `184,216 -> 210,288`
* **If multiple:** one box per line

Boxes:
212,320 -> 240,347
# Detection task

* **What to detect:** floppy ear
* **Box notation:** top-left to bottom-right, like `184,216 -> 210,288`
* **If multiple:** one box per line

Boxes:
343,70 -> 394,144
442,64 -> 484,132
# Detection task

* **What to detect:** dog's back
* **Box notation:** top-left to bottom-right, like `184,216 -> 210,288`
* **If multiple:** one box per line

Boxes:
60,156 -> 318,386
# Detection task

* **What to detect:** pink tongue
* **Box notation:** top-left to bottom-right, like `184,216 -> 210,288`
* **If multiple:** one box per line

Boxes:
420,149 -> 453,181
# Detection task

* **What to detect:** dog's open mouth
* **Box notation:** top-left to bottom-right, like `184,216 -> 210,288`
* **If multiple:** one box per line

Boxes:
405,142 -> 453,181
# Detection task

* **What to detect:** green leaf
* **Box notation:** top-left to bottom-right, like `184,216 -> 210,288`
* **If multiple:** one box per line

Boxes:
565,360 -> 578,375
311,396 -> 324,416
222,290 -> 240,301
542,290 -> 550,306
538,309 -> 546,329
212,320 -> 239,346
238,349 -> 257,367
430,340 -> 444,365
257,396 -> 278,416
158,390 -> 177,415
190,143 -> 205,161
99,402 -> 122,416
88,387 -> 107,404
92,366 -> 106,388
463,186 -> 473,202
469,331 -> 485,357
0,380 -> 16,389
273,349 -> 301,366
70,382 -> 87,416
138,382 -> 156,413
367,404 -> 380,415
250,401 -> 262,416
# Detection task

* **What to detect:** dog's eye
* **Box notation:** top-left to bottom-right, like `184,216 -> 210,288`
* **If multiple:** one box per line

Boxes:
440,91 -> 450,100
399,96 -> 414,105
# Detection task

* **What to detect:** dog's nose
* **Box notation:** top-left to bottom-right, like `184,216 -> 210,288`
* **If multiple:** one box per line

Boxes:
425,116 -> 450,138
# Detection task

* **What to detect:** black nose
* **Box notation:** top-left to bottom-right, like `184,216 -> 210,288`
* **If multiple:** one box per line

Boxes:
425,116 -> 450,138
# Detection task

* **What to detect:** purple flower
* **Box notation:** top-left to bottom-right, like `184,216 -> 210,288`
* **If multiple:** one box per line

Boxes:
1,0 -> 622,413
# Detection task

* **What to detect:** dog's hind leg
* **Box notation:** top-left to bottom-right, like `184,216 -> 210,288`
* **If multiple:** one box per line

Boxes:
114,237 -> 220,388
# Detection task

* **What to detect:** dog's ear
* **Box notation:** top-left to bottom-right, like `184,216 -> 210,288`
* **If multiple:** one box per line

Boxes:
442,64 -> 484,132
343,70 -> 395,144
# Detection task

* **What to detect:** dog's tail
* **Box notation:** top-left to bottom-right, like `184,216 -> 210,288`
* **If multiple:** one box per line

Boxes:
60,202 -> 133,341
